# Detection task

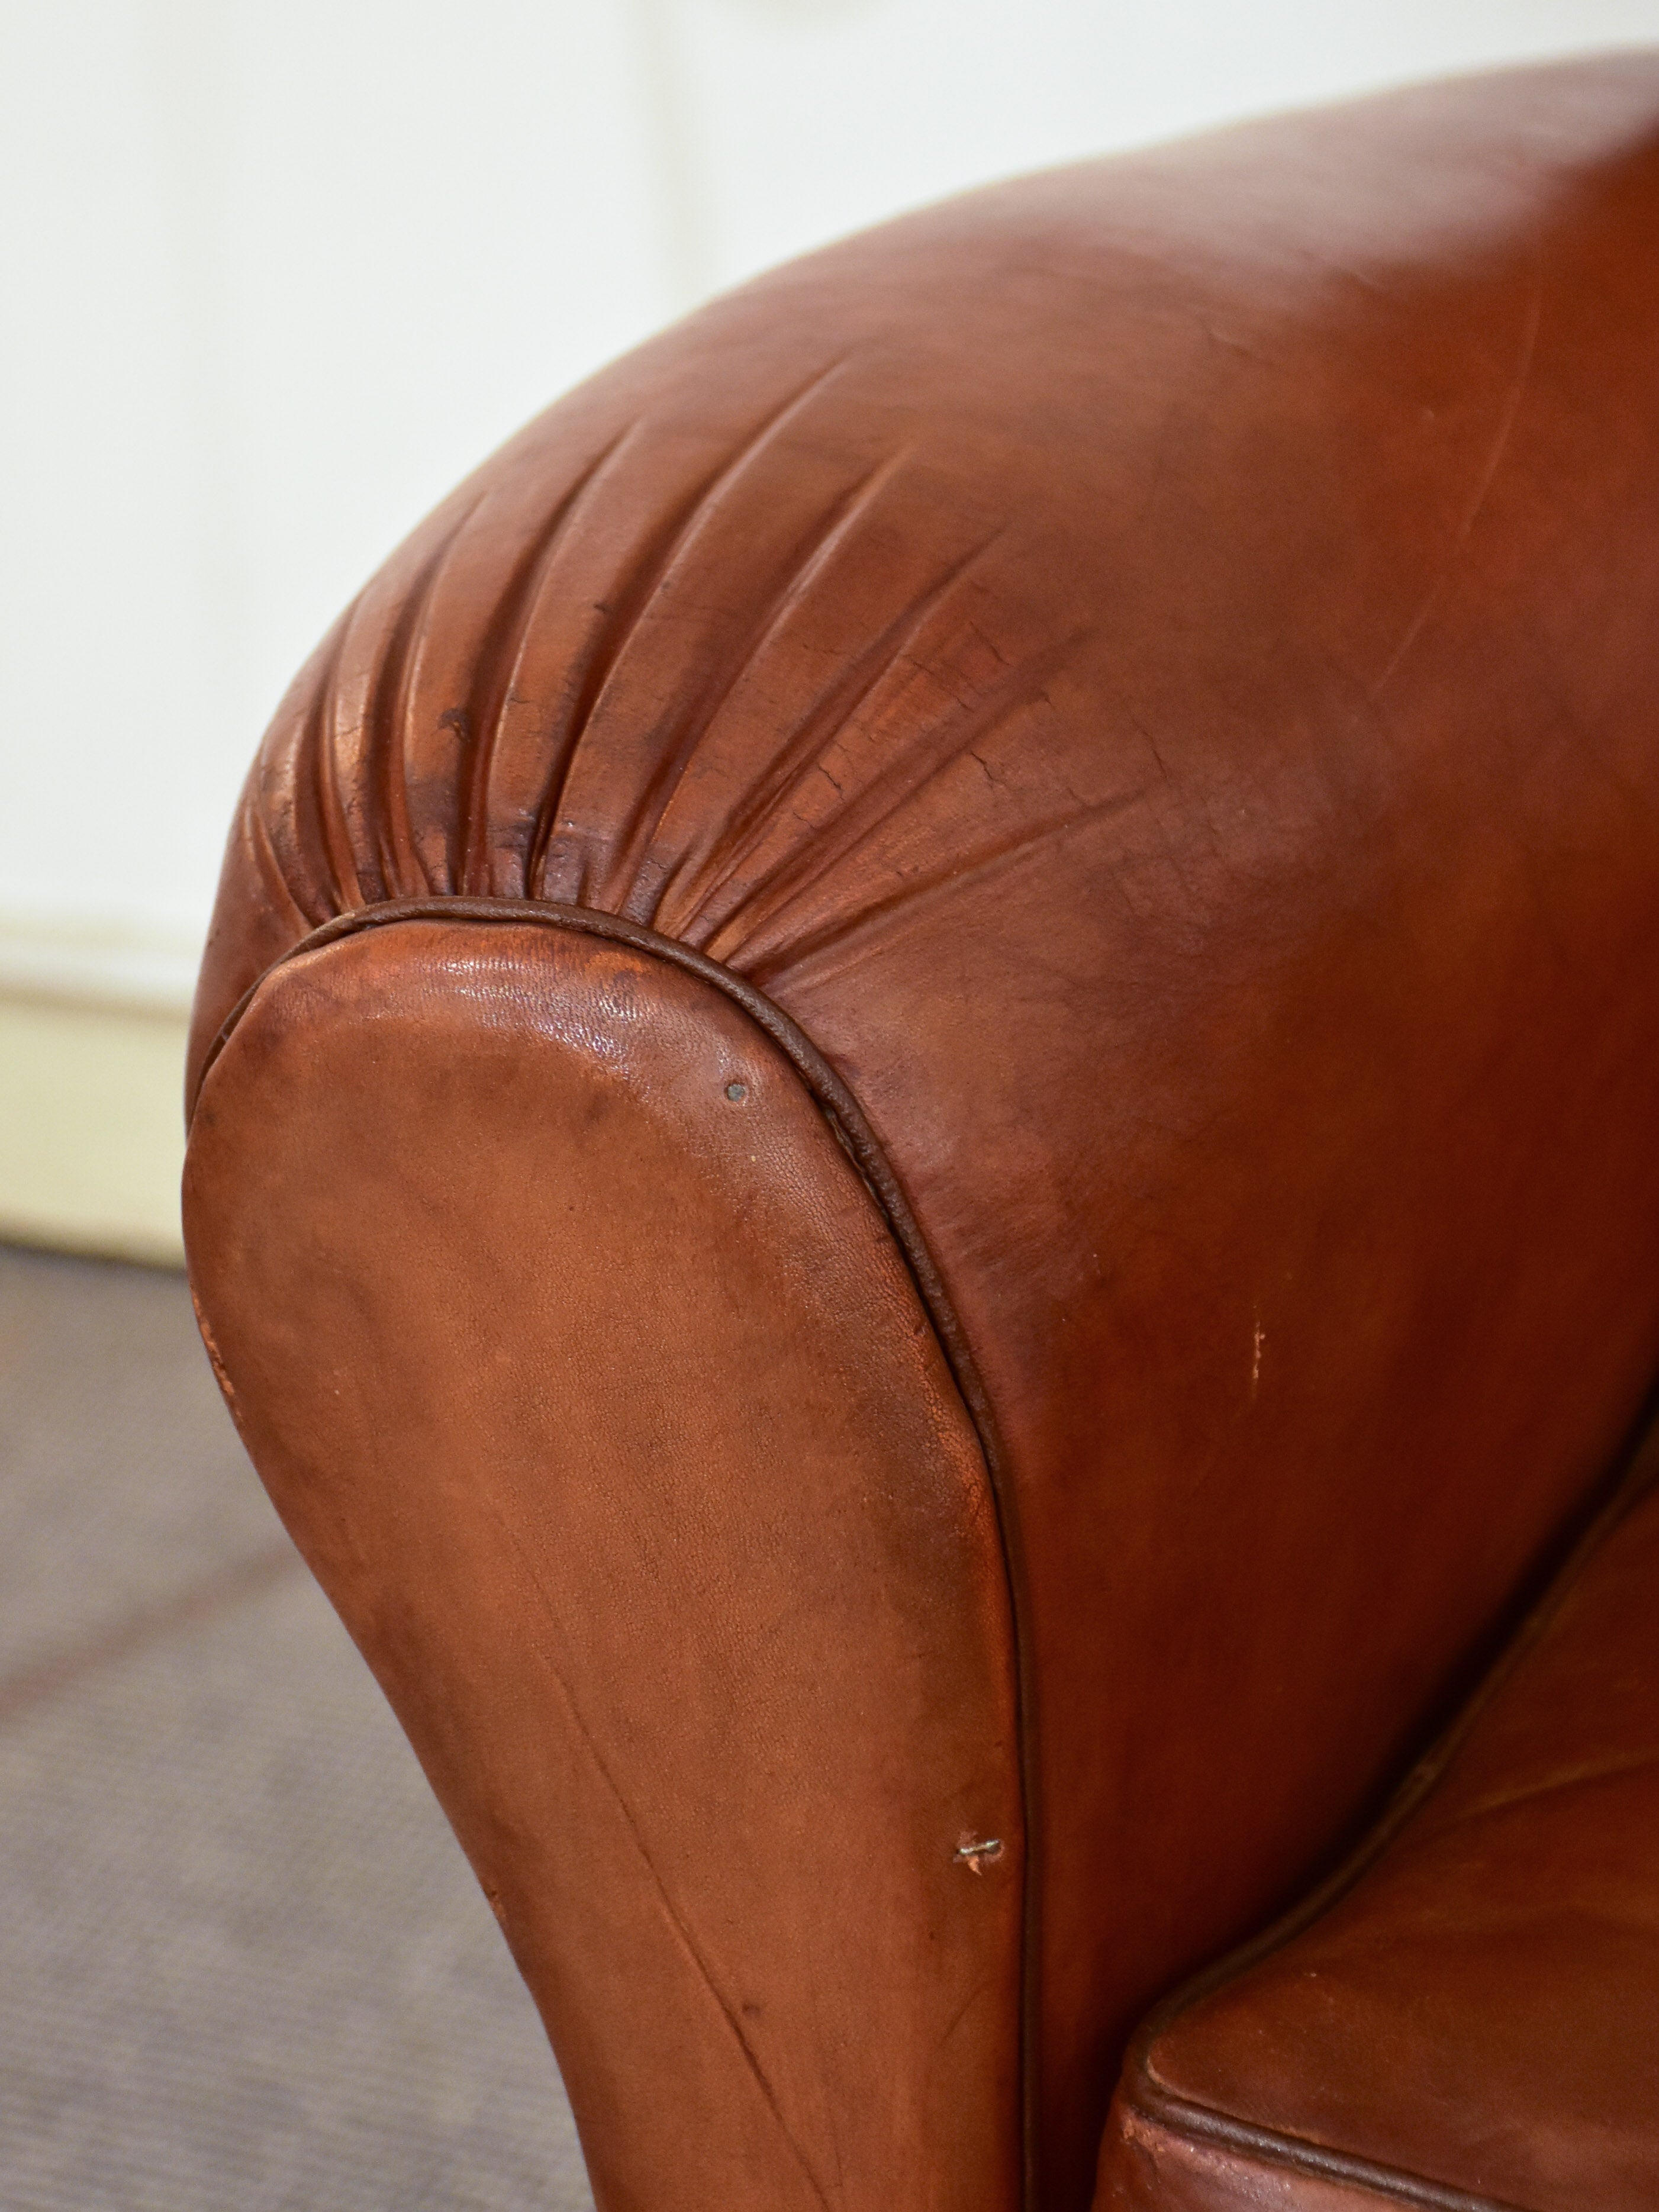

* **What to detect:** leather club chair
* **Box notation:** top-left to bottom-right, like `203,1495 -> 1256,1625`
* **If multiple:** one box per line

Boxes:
182,53 -> 1659,2212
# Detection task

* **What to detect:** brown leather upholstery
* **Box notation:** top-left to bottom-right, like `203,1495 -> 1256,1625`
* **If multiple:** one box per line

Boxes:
184,51 -> 1659,2212
1099,1441 -> 1659,2210
185,914 -> 1022,2212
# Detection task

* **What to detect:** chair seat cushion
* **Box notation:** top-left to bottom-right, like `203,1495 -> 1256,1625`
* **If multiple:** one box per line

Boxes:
1099,1451 -> 1659,2210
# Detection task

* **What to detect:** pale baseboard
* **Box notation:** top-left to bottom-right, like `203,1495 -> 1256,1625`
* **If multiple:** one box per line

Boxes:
0,996 -> 189,1268
0,916 -> 197,1269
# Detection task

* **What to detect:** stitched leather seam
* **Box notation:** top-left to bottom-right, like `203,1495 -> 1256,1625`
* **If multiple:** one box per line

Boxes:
192,891 -> 1043,2212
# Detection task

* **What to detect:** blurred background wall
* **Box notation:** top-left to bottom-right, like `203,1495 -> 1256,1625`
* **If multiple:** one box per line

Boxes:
4,0 -> 1658,1261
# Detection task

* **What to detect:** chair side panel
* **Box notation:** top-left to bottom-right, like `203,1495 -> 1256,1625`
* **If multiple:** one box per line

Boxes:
183,917 -> 1023,2212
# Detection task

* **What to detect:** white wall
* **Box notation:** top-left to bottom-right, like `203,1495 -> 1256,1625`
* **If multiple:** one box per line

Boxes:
4,0 -> 1659,981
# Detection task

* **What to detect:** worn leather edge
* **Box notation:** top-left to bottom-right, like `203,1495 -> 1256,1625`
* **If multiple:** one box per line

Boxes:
1118,2101 -> 1533,2212
188,891 -> 1041,2210
1109,1392 -> 1659,2212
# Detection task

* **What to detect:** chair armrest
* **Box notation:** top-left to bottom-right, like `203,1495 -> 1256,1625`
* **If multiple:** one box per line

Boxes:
187,50 -> 1659,2208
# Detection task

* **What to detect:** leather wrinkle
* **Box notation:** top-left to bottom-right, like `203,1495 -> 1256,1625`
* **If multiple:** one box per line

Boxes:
215,352 -> 1067,1001
379,495 -> 489,899
304,612 -> 365,917
706,623 -> 1088,979
188,888 -> 1043,2209
665,528 -> 1004,952
732,742 -> 1126,997
456,429 -> 636,896
531,358 -> 854,911
244,791 -> 312,938
1368,259 -> 1543,703
1409,1747 -> 1659,1840
605,443 -> 914,925
1112,1397 -> 1659,2211
522,424 -> 758,903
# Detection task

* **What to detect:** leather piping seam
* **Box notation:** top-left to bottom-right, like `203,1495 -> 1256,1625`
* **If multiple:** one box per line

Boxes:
1129,2096 -> 1531,2212
1116,1400 -> 1659,2212
191,892 -> 1042,2212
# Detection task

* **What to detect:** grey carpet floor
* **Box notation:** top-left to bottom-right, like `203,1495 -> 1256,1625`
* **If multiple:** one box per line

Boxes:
0,1242 -> 594,2211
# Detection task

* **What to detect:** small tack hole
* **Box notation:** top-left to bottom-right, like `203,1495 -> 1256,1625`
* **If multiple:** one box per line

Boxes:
724,1080 -> 748,1103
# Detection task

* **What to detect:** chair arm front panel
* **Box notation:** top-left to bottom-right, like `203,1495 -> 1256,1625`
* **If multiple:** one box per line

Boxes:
183,915 -> 1023,2212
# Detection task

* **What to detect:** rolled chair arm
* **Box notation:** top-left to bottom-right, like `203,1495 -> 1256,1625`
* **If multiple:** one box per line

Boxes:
186,51 -> 1659,2210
